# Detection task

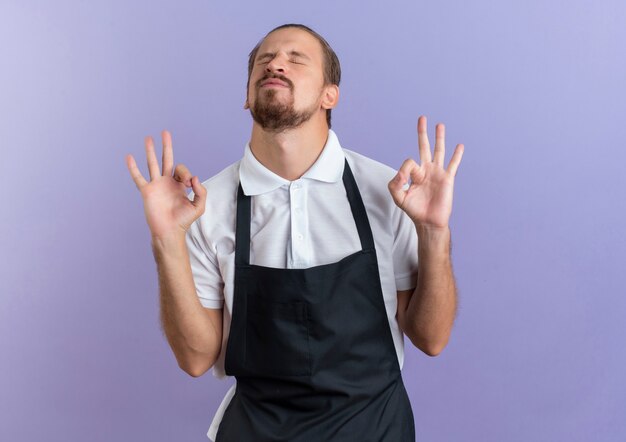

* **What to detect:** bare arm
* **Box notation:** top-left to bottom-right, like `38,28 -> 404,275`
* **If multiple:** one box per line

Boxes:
153,233 -> 223,377
388,115 -> 464,357
397,225 -> 457,356
125,129 -> 221,377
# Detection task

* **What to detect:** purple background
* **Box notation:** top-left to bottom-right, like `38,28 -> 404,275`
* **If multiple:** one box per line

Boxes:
2,1 -> 625,441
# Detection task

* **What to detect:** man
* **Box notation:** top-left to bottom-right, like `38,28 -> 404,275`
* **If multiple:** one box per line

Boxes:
126,23 -> 463,442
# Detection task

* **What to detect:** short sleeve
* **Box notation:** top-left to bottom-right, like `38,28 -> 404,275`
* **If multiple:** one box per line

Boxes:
185,190 -> 225,309
391,205 -> 419,291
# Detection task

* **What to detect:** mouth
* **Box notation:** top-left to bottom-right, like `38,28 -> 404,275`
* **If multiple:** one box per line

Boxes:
260,78 -> 290,88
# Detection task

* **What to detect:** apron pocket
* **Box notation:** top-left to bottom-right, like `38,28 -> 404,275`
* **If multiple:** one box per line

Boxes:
245,300 -> 312,377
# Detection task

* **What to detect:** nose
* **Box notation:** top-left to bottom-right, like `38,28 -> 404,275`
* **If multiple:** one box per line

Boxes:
265,52 -> 287,74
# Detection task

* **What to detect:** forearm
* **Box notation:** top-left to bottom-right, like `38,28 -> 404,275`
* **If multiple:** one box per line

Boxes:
152,234 -> 221,374
405,225 -> 457,355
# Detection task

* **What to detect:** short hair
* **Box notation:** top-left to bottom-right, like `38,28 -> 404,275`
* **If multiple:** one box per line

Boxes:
246,24 -> 341,129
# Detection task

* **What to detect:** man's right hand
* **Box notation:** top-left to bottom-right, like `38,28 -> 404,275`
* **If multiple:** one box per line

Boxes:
125,130 -> 207,240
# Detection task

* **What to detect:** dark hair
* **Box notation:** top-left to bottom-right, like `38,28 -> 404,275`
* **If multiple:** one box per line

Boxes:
247,24 -> 341,129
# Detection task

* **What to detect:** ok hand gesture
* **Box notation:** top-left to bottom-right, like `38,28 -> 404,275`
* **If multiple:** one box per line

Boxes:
125,130 -> 207,240
388,116 -> 464,230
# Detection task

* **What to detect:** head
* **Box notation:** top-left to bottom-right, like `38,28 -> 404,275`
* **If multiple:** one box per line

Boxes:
244,24 -> 341,133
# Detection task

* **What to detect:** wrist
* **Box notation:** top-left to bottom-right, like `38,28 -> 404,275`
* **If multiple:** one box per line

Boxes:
415,223 -> 450,237
151,231 -> 188,254
415,224 -> 451,257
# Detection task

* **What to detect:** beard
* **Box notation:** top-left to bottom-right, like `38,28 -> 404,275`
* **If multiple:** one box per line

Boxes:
249,86 -> 320,133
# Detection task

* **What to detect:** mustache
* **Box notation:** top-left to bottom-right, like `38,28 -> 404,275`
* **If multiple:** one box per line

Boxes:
257,74 -> 292,88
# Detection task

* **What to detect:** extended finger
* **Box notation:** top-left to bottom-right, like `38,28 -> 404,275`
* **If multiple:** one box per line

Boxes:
447,144 -> 465,177
433,123 -> 445,167
144,136 -> 161,181
125,154 -> 148,189
162,130 -> 174,177
417,115 -> 432,164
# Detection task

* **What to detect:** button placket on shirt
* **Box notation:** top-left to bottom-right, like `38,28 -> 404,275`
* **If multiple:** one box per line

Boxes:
289,180 -> 308,268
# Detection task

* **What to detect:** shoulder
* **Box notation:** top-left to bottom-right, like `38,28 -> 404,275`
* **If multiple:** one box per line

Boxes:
342,148 -> 412,241
343,148 -> 397,184
186,159 -> 241,242
187,159 -> 241,207
343,148 -> 398,208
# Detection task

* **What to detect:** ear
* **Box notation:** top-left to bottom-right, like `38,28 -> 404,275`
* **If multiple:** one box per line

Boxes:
244,99 -> 250,110
321,84 -> 339,110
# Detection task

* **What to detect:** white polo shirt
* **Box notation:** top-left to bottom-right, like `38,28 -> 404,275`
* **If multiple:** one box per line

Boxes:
185,128 -> 419,441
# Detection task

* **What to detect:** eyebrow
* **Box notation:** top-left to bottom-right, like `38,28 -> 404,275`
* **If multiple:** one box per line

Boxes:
256,50 -> 311,61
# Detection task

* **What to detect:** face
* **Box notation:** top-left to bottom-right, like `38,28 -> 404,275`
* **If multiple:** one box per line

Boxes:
245,28 -> 337,132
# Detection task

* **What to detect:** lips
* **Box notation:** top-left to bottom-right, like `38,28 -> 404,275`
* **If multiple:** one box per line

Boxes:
261,78 -> 289,88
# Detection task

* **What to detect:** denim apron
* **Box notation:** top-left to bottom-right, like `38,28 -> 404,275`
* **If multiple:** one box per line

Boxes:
216,159 -> 415,441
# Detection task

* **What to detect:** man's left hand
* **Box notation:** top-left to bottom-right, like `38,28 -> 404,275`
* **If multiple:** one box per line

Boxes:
388,115 -> 464,230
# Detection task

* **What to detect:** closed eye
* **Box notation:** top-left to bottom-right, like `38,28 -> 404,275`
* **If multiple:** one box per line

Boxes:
257,58 -> 304,65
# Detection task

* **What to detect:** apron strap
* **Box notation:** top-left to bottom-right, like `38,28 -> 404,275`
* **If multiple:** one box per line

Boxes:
235,182 -> 252,267
341,158 -> 376,251
235,158 -> 375,267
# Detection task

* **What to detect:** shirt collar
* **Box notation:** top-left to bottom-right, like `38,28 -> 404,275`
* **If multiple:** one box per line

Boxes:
239,128 -> 345,196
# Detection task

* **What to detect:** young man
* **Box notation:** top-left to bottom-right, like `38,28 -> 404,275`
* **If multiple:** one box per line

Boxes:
126,23 -> 463,442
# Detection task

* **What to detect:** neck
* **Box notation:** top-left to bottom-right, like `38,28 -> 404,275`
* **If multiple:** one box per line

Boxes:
248,116 -> 330,181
